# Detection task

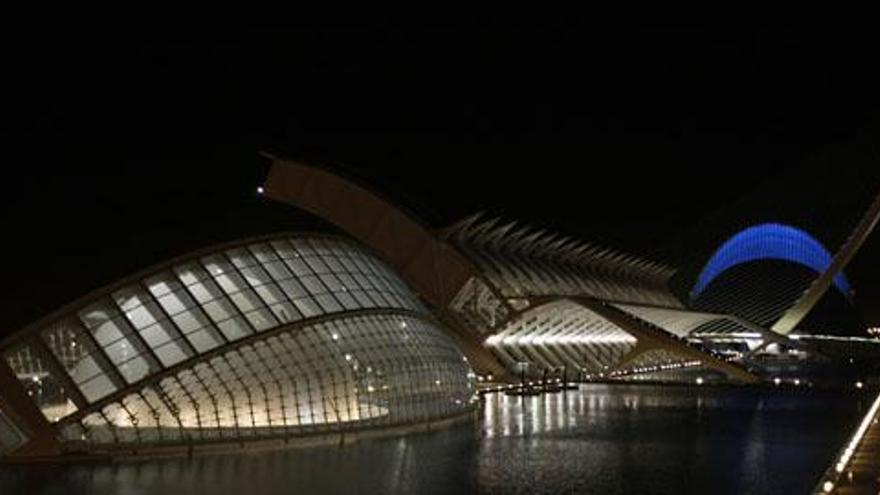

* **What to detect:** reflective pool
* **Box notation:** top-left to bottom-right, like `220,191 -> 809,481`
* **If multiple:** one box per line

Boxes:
0,384 -> 865,494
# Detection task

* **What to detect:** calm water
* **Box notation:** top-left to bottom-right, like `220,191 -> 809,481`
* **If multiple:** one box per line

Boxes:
0,384 -> 867,495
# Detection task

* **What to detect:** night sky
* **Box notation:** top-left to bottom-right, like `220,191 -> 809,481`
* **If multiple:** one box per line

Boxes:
3,18 -> 880,333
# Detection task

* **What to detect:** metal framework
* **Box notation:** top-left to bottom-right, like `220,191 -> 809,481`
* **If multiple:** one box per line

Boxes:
692,223 -> 852,299
484,297 -> 759,382
261,158 -> 764,385
445,214 -> 680,307
260,157 -> 509,375
772,191 -> 880,334
0,234 -> 475,459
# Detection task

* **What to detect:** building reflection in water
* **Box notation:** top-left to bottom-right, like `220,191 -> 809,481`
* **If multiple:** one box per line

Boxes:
0,384 -> 865,495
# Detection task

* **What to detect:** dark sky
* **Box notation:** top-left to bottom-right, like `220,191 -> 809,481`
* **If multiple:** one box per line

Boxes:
3,18 -> 880,332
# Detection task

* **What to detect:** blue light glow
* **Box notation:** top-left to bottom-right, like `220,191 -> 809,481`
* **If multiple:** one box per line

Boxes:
692,223 -> 851,298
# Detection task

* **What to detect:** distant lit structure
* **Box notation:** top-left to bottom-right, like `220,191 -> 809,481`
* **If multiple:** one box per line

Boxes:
689,223 -> 862,337
692,223 -> 852,299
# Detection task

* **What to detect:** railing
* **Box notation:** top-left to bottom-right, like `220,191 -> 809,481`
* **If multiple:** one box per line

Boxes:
813,390 -> 880,493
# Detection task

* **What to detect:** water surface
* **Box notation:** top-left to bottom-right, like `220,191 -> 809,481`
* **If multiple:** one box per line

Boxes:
0,384 -> 865,494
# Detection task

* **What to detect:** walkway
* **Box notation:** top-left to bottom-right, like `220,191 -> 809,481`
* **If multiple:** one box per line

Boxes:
815,392 -> 880,493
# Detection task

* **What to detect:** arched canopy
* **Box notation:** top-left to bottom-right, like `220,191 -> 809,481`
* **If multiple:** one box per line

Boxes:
692,223 -> 851,299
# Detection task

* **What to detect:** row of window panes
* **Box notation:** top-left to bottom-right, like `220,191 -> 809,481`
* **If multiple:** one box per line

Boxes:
2,237 -> 430,422
58,314 -> 473,446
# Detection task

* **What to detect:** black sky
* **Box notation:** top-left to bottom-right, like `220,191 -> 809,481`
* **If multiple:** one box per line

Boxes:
3,18 -> 880,332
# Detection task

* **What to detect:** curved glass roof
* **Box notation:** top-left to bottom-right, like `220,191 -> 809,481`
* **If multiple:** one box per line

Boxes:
1,235 -> 430,424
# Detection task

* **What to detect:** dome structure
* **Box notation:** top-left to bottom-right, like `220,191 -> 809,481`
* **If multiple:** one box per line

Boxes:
0,234 -> 475,458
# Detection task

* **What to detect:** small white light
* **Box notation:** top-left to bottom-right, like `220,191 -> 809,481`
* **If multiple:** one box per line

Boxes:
695,377 -> 704,385
823,480 -> 834,492
856,381 -> 864,389
257,186 -> 265,194
331,333 -> 339,341
794,379 -> 801,386
773,377 -> 781,385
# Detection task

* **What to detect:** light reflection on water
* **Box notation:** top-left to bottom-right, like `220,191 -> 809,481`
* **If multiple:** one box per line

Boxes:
0,384 -> 865,495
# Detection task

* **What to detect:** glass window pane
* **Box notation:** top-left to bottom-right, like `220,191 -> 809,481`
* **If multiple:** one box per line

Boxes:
3,342 -> 79,422
0,409 -> 28,455
202,255 -> 277,332
42,321 -> 118,403
113,287 -> 193,367
175,263 -> 252,342
79,300 -> 159,383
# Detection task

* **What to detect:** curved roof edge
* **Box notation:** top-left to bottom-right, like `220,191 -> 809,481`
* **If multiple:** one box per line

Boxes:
260,157 -> 489,311
0,231 -> 357,349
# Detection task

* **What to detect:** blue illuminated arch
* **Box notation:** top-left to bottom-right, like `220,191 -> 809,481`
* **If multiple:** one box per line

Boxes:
692,223 -> 851,298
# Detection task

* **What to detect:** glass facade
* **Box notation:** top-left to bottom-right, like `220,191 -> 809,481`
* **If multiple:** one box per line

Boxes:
62,314 -> 472,448
0,409 -> 27,455
0,235 -> 474,455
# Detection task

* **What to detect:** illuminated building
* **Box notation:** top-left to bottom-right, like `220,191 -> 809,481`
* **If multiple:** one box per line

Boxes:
2,157 -> 879,460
